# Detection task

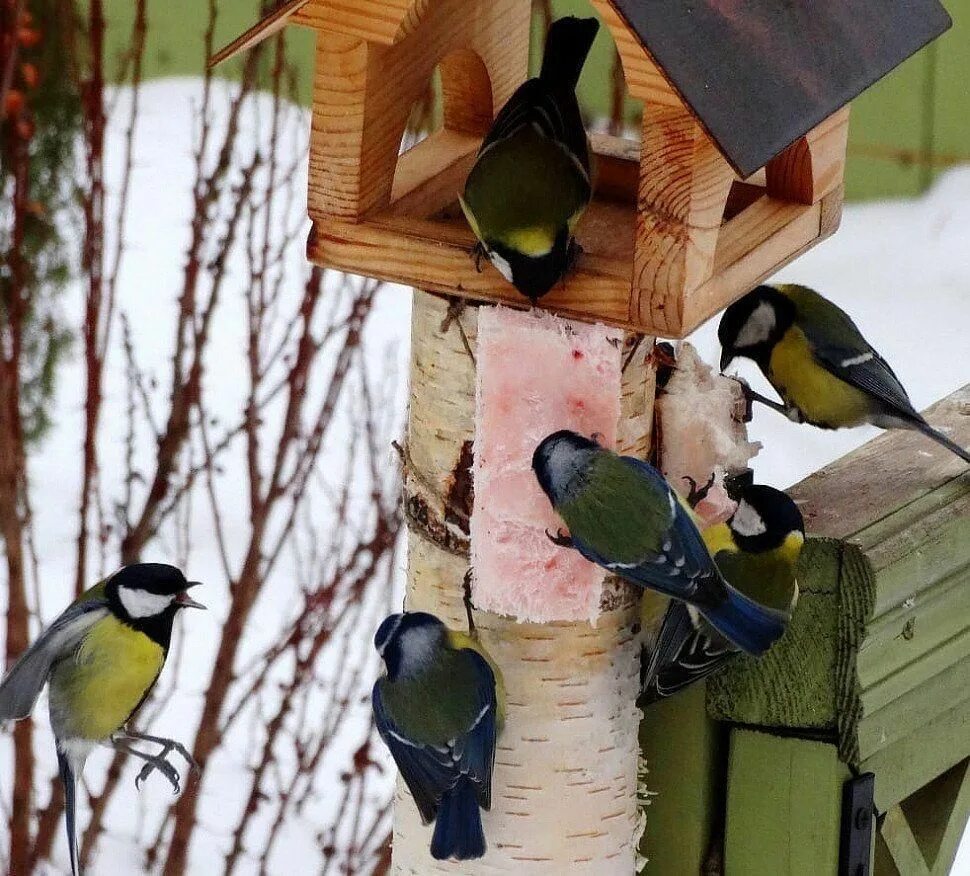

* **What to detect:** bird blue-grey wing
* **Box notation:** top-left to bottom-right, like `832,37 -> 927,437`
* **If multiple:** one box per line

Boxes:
0,599 -> 109,721
373,651 -> 497,822
813,339 -> 920,421
573,456 -> 727,606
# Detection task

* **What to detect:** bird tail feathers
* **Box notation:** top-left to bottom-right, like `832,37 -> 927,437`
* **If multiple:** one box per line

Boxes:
540,16 -> 600,90
701,586 -> 787,657
430,776 -> 486,861
915,419 -> 970,464
57,749 -> 80,876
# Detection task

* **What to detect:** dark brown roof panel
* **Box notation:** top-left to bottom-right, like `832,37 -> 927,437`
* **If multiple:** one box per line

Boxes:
611,0 -> 951,177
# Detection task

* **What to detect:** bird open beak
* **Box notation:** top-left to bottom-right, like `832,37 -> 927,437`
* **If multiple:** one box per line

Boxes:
719,350 -> 734,373
176,582 -> 206,610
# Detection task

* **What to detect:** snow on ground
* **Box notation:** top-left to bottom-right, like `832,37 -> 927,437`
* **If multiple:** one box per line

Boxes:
3,77 -> 969,872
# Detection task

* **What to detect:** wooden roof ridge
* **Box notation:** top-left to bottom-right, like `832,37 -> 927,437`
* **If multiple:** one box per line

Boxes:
209,0 -> 310,68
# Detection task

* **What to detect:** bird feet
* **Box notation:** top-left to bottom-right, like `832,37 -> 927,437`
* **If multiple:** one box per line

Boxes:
730,377 -> 791,421
471,241 -> 488,273
113,731 -> 198,796
546,528 -> 573,548
682,473 -> 716,509
462,568 -> 477,636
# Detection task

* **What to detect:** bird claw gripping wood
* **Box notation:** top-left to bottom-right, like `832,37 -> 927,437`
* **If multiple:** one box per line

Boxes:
471,241 -> 488,273
682,473 -> 716,509
546,528 -> 574,548
462,568 -> 478,637
649,342 -> 678,390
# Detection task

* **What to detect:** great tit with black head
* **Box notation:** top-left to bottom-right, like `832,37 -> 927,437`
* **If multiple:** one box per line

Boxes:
719,284 -> 970,463
0,563 -> 204,876
372,611 -> 504,861
532,431 -> 787,656
460,16 -> 599,303
640,480 -> 804,704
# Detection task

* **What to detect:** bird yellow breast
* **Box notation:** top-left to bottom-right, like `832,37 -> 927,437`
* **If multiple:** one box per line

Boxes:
51,616 -> 165,741
769,328 -> 871,428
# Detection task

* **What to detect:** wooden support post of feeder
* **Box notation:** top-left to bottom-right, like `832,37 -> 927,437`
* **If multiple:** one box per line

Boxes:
211,1 -> 952,871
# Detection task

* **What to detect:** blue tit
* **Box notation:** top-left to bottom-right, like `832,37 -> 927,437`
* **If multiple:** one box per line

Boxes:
719,284 -> 970,463
0,563 -> 204,876
459,16 -> 599,303
532,431 -> 788,656
372,611 -> 505,861
641,480 -> 805,704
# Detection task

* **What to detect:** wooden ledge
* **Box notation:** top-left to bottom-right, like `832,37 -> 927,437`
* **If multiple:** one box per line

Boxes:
307,128 -> 839,337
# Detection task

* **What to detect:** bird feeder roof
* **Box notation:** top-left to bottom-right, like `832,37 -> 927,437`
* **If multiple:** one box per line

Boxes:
610,0 -> 951,176
213,1 -> 950,175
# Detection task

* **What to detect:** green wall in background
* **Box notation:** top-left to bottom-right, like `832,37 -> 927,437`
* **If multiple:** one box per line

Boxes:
103,0 -> 968,201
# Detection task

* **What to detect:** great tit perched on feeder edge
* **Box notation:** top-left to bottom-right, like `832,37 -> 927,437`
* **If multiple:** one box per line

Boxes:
719,284 -> 970,464
532,431 -> 788,656
641,479 -> 804,704
0,563 -> 205,876
372,611 -> 505,861
459,16 -> 599,303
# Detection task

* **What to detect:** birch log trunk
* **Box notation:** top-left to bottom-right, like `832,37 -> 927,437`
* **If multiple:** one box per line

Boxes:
393,290 -> 656,873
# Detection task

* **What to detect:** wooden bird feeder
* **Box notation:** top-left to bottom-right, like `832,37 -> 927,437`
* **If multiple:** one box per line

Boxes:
214,0 -> 949,338
214,2 -> 952,873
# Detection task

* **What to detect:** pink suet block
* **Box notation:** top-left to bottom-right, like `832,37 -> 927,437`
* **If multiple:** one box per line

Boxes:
657,342 -> 760,527
472,307 -> 624,623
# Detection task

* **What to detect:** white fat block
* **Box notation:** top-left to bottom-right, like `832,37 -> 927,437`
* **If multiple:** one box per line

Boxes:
658,342 -> 761,526
472,306 -> 624,623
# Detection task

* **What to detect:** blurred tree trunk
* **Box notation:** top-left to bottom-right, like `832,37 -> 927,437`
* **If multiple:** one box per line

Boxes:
2,6 -> 38,872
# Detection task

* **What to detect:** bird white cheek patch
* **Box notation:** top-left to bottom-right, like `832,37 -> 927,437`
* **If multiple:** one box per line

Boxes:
471,306 -> 622,623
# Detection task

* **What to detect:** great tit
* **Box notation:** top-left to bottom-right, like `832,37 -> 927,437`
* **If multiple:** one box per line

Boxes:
719,284 -> 970,463
459,16 -> 599,303
640,480 -> 804,704
532,431 -> 787,656
372,611 -> 505,861
0,563 -> 204,876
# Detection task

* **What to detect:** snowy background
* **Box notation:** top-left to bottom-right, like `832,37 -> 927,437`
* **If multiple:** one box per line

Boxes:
3,79 -> 969,872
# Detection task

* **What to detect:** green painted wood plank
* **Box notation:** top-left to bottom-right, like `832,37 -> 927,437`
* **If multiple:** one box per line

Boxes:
858,650 -> 970,762
858,565 -> 968,683
926,759 -> 970,875
724,730 -> 849,876
638,684 -> 724,875
861,697 -> 970,812
899,757 -> 970,874
880,806 -> 931,876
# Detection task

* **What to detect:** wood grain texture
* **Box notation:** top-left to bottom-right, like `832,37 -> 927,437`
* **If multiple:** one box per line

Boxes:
788,385 -> 970,540
209,0 -> 311,68
306,0 -> 529,222
587,0 -> 681,109
292,0 -> 422,45
880,757 -> 970,875
767,108 -> 850,205
395,291 -> 655,872
632,105 -> 736,336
